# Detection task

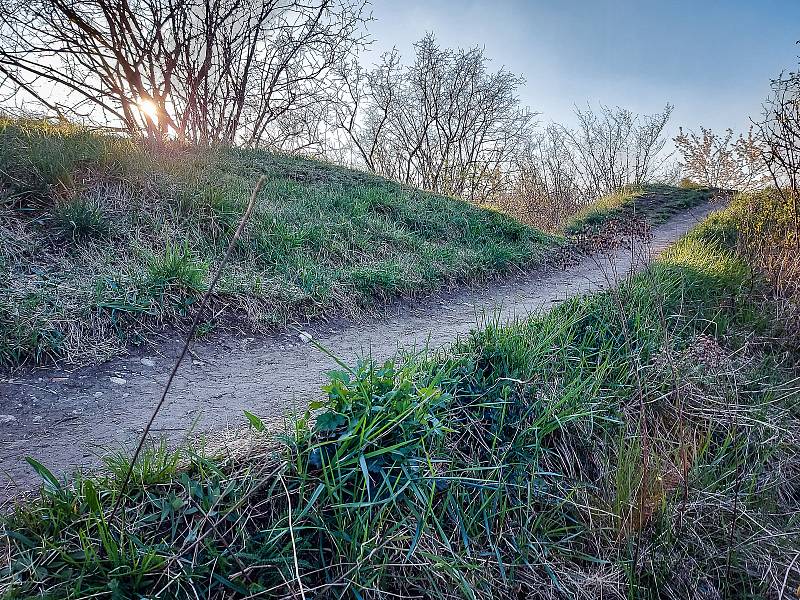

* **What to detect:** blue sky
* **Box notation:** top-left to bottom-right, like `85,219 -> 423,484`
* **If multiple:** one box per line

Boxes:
365,0 -> 800,137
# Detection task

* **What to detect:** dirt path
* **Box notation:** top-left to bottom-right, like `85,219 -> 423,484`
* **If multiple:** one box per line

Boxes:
0,203 -> 719,497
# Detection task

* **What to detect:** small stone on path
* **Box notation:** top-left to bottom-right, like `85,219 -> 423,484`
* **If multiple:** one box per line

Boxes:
110,376 -> 127,385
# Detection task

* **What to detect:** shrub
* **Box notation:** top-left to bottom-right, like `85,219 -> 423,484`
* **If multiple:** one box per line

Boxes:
678,176 -> 703,189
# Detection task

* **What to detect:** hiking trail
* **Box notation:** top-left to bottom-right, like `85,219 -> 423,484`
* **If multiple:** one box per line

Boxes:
0,202 -> 718,498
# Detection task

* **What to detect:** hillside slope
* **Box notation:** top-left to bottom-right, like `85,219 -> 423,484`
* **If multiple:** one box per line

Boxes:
0,120 -> 558,368
0,120 -> 715,370
564,183 -> 720,235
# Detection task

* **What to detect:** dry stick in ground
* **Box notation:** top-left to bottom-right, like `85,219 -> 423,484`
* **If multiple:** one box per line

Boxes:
109,175 -> 267,520
724,373 -> 745,596
280,473 -> 308,600
594,227 -> 652,573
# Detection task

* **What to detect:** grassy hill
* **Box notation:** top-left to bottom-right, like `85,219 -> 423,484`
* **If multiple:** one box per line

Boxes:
2,190 -> 797,599
0,119 -> 559,368
563,183 -> 720,236
0,119 -> 719,369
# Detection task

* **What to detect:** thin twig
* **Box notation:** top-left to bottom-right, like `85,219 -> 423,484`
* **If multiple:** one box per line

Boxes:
109,175 -> 266,519
779,551 -> 800,600
280,473 -> 307,600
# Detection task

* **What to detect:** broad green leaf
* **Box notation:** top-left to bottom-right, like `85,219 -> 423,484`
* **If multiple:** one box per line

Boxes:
243,410 -> 265,431
25,457 -> 61,493
315,411 -> 346,432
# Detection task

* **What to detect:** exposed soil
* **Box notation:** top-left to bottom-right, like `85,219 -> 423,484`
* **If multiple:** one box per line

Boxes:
0,203 -> 719,498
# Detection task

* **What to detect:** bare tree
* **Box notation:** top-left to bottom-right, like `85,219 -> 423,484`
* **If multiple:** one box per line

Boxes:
496,104 -> 674,229
673,126 -> 769,191
331,49 -> 403,172
754,67 -> 800,247
560,104 -> 674,198
0,0 -> 369,145
333,34 -> 535,201
499,125 -> 582,229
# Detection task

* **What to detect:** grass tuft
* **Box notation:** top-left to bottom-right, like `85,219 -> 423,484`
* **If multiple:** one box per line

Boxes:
50,197 -> 109,242
145,244 -> 208,294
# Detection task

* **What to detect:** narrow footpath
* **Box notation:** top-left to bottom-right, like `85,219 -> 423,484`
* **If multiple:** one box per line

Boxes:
0,203 -> 718,497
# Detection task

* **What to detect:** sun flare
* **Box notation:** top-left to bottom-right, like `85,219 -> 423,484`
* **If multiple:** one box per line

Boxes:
137,98 -> 159,122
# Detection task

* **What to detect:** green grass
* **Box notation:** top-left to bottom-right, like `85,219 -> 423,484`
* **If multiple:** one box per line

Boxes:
50,197 -> 110,242
563,184 -> 720,235
0,120 -> 720,369
0,118 -> 561,368
2,192 -> 797,599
